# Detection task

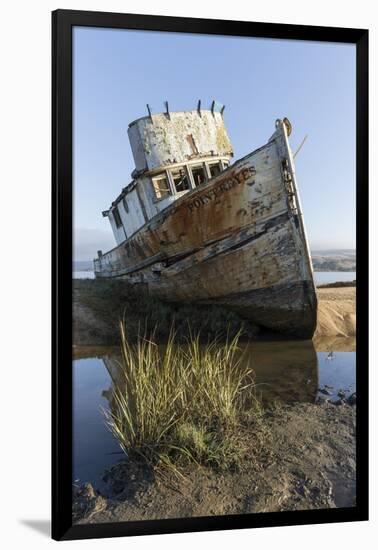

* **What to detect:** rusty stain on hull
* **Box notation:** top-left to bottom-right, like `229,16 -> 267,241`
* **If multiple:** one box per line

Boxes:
95,116 -> 317,338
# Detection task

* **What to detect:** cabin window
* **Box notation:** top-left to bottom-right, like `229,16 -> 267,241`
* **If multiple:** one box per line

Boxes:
113,206 -> 122,228
171,167 -> 190,192
152,174 -> 171,200
122,197 -> 129,213
191,164 -> 207,187
208,162 -> 222,178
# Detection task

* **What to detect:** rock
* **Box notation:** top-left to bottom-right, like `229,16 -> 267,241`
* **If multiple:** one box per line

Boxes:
319,388 -> 333,396
111,479 -> 126,495
337,390 -> 346,398
72,482 -> 107,522
334,398 -> 346,406
316,396 -> 330,405
347,393 -> 357,406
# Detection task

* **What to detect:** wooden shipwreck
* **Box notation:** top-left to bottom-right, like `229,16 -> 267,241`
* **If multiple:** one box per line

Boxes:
94,103 -> 317,338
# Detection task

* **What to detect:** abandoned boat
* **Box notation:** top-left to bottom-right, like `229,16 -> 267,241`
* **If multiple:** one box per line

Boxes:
94,103 -> 317,338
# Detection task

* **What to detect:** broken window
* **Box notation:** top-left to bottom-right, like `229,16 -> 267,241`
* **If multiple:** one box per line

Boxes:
113,206 -> 122,228
152,174 -> 171,200
171,167 -> 190,192
208,162 -> 222,178
191,164 -> 207,187
122,197 -> 129,213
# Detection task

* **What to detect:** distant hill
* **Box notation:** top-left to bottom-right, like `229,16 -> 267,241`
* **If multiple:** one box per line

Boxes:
311,249 -> 355,272
311,249 -> 355,258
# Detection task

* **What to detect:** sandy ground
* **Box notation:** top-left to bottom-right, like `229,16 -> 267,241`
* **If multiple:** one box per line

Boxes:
73,400 -> 356,524
315,287 -> 356,341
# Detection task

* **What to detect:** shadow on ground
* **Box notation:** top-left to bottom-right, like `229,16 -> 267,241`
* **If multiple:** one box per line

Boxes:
20,520 -> 50,537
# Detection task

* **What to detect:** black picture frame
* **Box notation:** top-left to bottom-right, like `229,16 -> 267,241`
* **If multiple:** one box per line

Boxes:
52,9 -> 369,541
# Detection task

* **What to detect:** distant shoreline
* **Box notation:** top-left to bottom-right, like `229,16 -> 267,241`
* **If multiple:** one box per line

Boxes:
72,270 -> 357,288
317,280 -> 355,288
73,250 -> 356,274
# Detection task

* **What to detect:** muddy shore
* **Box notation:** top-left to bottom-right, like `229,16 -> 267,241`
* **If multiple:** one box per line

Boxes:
72,280 -> 356,523
73,400 -> 356,524
73,279 -> 356,347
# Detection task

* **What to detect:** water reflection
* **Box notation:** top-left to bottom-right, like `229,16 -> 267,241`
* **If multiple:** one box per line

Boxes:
73,340 -> 355,488
87,340 -> 320,411
240,340 -> 318,404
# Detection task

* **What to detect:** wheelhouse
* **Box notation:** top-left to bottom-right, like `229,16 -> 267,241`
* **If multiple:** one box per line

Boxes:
101,104 -> 233,248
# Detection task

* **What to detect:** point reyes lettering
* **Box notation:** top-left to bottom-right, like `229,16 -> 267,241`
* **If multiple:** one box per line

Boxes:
187,166 -> 256,212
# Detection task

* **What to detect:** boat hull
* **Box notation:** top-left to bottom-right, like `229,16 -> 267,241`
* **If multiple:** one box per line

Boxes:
95,120 -> 317,338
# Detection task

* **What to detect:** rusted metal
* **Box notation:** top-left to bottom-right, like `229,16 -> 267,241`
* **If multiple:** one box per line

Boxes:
95,110 -> 317,338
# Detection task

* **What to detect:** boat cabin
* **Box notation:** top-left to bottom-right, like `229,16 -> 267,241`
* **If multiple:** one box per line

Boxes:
102,103 -> 233,246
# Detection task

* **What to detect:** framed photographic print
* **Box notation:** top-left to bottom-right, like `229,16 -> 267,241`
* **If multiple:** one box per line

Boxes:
52,9 -> 368,541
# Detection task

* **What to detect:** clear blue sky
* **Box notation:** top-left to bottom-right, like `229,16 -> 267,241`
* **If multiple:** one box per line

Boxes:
73,27 -> 356,261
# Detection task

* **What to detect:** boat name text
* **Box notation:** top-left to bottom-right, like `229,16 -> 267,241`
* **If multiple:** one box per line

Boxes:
187,167 -> 256,212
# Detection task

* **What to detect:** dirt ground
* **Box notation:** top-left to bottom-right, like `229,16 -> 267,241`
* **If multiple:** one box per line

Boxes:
73,400 -> 356,524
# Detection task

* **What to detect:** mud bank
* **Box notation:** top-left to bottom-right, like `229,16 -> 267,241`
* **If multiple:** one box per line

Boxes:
73,279 -> 259,346
73,280 -> 356,346
73,400 -> 356,524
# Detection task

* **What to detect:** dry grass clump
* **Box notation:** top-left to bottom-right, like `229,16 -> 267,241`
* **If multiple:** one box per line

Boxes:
104,323 -> 262,473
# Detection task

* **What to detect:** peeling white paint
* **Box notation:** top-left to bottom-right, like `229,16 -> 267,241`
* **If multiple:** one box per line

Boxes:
105,109 -> 233,244
128,110 -> 233,173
